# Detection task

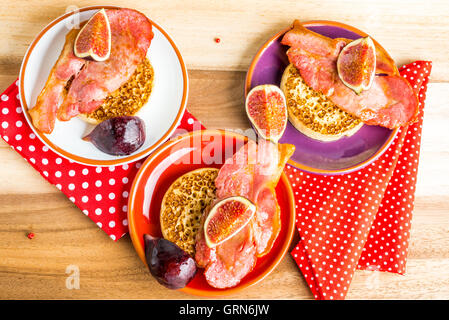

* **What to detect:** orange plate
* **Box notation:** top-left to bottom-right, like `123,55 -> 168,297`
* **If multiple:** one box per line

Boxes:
128,129 -> 296,296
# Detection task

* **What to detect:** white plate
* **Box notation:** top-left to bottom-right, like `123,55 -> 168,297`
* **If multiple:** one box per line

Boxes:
19,6 -> 188,166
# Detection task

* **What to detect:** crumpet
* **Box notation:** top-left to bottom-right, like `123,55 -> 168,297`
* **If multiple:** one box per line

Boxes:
160,168 -> 218,256
280,64 -> 363,142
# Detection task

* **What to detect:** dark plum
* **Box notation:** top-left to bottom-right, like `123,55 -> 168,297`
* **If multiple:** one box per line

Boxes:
144,234 -> 197,289
83,116 -> 145,156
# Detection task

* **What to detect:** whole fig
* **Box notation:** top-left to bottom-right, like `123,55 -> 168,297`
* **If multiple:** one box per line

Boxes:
83,116 -> 145,156
144,234 -> 197,289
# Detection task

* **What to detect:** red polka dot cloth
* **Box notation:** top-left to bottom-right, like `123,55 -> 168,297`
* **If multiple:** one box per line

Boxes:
287,61 -> 432,299
0,81 -> 204,241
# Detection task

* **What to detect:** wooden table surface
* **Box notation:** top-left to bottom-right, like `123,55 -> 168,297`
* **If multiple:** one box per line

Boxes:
1,0 -> 449,300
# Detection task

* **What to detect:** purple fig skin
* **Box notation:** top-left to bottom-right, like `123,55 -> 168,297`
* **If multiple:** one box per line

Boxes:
144,234 -> 197,289
83,116 -> 145,156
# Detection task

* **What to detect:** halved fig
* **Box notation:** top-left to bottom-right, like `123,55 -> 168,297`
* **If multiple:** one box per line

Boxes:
337,36 -> 376,94
74,8 -> 111,62
245,85 -> 288,143
204,196 -> 256,248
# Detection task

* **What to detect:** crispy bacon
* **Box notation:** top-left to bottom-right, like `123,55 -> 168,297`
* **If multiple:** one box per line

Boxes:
195,140 -> 295,288
28,29 -> 85,134
281,20 -> 418,129
29,9 -> 153,133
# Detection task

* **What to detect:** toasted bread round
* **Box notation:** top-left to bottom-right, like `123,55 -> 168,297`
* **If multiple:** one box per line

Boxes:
160,168 -> 219,256
280,64 -> 363,142
79,58 -> 154,124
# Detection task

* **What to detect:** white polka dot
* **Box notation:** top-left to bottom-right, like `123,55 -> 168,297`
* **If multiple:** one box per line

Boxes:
16,121 -> 22,127
109,178 -> 115,185
68,170 -> 75,177
15,134 -> 22,140
42,158 -> 48,165
187,118 -> 194,125
95,208 -> 102,215
82,182 -> 89,189
122,164 -> 129,170
109,207 -> 116,214
29,145 -> 35,152
2,122 -> 8,129
95,180 -> 102,187
95,194 -> 102,201
122,219 -> 128,226
109,166 -> 115,172
55,158 -> 62,164
109,193 -> 115,200
1,94 -> 9,101
2,108 -> 8,115
82,168 -> 89,175
68,183 -> 75,190
96,167 -> 102,173
109,221 -> 115,228
29,133 -> 35,139
122,191 -> 129,198
82,196 -> 89,203
55,171 -> 62,178
122,177 -> 129,184
122,205 -> 128,212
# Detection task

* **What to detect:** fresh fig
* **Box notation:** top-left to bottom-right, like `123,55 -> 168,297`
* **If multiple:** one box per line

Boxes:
83,116 -> 145,156
204,196 -> 256,248
245,84 -> 288,143
337,36 -> 376,94
144,234 -> 197,289
74,8 -> 111,62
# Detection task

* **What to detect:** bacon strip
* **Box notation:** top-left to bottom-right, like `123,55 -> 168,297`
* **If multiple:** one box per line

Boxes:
281,20 -> 419,129
28,29 -> 85,134
195,140 -> 295,288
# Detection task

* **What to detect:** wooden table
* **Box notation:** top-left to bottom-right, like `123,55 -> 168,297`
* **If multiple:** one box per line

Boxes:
1,0 -> 448,300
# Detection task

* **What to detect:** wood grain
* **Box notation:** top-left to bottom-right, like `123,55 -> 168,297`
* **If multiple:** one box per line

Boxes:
1,0 -> 449,300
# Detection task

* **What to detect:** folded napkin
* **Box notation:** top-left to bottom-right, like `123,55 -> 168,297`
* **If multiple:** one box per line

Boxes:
0,81 -> 203,241
287,61 -> 432,299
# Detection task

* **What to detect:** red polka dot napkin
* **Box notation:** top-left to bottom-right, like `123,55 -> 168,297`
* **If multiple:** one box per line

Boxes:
287,61 -> 432,299
0,80 -> 203,241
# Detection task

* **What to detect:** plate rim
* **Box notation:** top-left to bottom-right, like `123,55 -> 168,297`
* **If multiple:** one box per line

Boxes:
127,129 -> 296,297
244,20 -> 400,175
18,5 -> 189,166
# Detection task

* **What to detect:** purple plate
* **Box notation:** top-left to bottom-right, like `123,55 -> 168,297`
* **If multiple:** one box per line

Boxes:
245,21 -> 399,175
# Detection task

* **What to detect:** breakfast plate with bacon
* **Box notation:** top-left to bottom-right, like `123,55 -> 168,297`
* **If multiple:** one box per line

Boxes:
245,20 -> 418,174
19,6 -> 188,166
127,130 -> 296,296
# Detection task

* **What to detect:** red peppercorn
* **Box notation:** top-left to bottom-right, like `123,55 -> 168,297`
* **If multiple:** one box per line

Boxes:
214,37 -> 221,43
27,232 -> 35,239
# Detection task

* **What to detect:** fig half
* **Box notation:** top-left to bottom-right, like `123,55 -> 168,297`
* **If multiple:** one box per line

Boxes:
245,85 -> 288,143
204,196 -> 256,248
337,37 -> 376,95
74,8 -> 111,62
